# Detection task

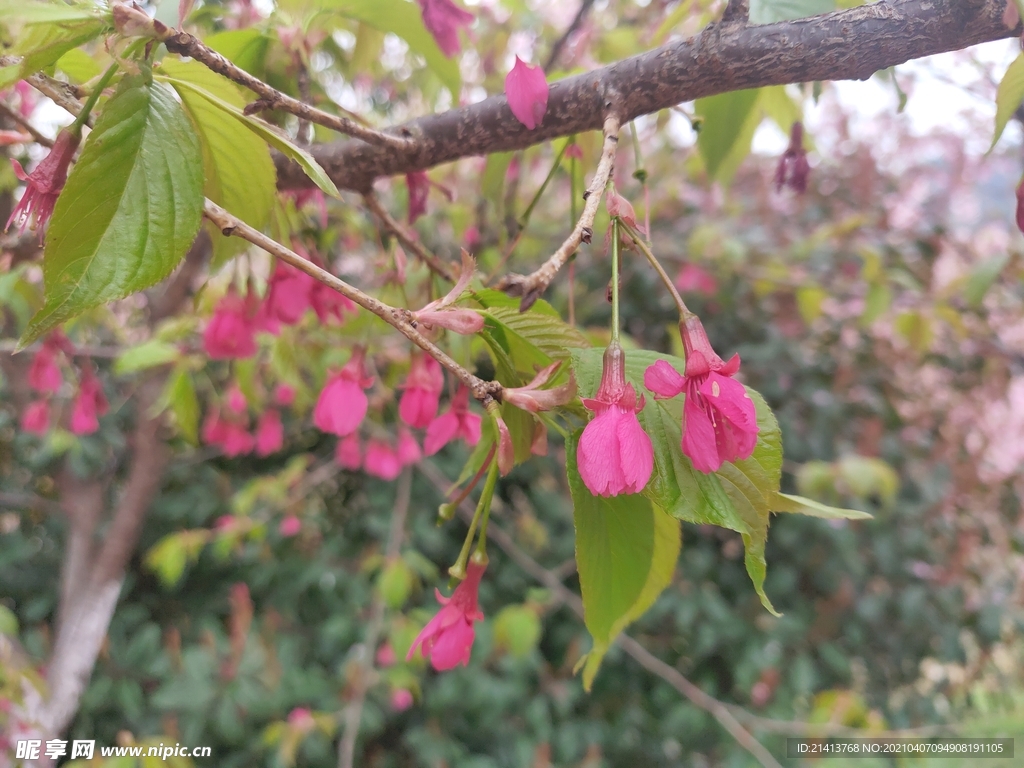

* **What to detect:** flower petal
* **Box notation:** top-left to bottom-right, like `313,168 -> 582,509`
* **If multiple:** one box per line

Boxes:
643,360 -> 686,398
577,408 -> 628,496
681,394 -> 721,473
615,410 -> 654,494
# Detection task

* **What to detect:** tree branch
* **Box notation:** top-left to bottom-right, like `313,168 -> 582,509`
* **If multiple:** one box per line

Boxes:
161,31 -> 414,152
203,199 -> 503,404
275,0 -> 1013,193
545,0 -> 597,72
496,113 -> 620,310
362,192 -> 458,282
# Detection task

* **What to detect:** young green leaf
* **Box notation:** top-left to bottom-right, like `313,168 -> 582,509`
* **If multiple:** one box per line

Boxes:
159,59 -> 276,265
694,88 -> 762,183
0,16 -> 108,89
773,492 -> 873,520
749,0 -> 834,24
157,74 -> 340,199
204,28 -> 270,76
115,340 -> 180,376
21,75 -> 204,347
992,53 -> 1024,151
567,432 -> 680,689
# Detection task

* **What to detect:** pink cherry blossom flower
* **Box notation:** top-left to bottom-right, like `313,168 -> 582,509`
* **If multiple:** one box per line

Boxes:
391,689 -> 414,711
643,316 -> 758,473
364,439 -> 402,481
28,341 -> 63,394
335,433 -> 362,470
274,383 -> 296,406
412,249 -> 484,335
407,560 -> 486,671
424,386 -> 482,455
202,408 -> 229,446
416,0 -> 473,58
399,353 -> 444,428
21,399 -> 50,435
70,369 -> 108,436
204,287 -> 259,360
310,280 -> 356,324
397,428 -> 422,466
675,263 -> 718,296
226,385 -> 247,415
376,643 -> 397,667
502,362 -> 577,413
221,422 -> 255,457
505,57 -> 549,131
578,342 -> 654,497
314,349 -> 373,436
774,121 -> 810,194
255,409 -> 284,456
262,260 -> 315,326
6,125 -> 81,239
279,514 -> 301,537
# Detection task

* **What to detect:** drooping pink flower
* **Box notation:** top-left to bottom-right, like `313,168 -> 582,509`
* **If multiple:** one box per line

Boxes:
221,422 -> 255,457
283,187 -> 328,227
774,121 -> 810,194
399,353 -> 444,428
204,287 -> 259,360
262,260 -> 315,326
376,643 -> 397,667
503,362 -> 577,413
605,187 -> 638,229
675,263 -> 718,296
412,249 -> 484,335
424,386 -> 482,455
565,143 -> 583,160
391,689 -> 414,711
21,399 -> 50,435
274,383 -> 296,406
578,342 -> 654,497
28,341 -> 63,394
314,349 -> 373,436
69,369 -> 108,436
643,316 -> 759,473
255,409 -> 284,456
407,560 -> 486,671
364,439 -> 402,481
310,280 -> 356,324
397,428 -> 423,466
416,0 -> 473,58
279,514 -> 301,537
6,125 -> 81,239
335,433 -> 362,470
505,57 -> 549,131
287,707 -> 315,731
226,385 -> 247,415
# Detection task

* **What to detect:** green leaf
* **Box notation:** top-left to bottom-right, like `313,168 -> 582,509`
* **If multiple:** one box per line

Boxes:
0,16 -> 108,89
992,53 -> 1024,151
204,28 -> 270,76
860,282 -> 891,326
145,534 -> 189,588
749,0 -> 834,24
760,85 -> 804,136
322,0 -> 461,97
773,492 -> 873,520
21,75 -> 204,347
964,254 -> 1010,308
158,73 -> 340,199
159,59 -> 276,266
55,47 -> 103,83
571,347 -> 782,614
0,0 -> 106,25
567,432 -> 680,689
694,88 -> 761,184
167,368 -> 200,445
115,340 -> 180,375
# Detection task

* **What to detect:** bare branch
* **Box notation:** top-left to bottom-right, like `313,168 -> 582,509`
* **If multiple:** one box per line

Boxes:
0,101 -> 53,146
496,113 -> 620,310
203,199 -> 503,403
276,0 -> 1014,193
161,31 -> 415,152
545,0 -> 597,72
362,193 -> 458,282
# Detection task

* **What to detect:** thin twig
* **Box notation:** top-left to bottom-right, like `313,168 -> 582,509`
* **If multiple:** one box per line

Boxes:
0,102 -> 53,146
202,199 -> 501,404
362,192 -> 458,282
337,469 -> 412,768
545,0 -> 597,72
26,73 -> 90,125
496,113 -> 621,311
417,460 -> 781,768
161,31 -> 414,152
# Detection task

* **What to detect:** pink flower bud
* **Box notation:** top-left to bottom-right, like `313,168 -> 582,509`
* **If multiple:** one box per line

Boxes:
314,350 -> 373,436
255,409 -> 284,456
414,308 -> 484,335
204,287 -> 259,360
335,433 -> 362,470
221,422 -> 255,457
406,171 -> 430,224
112,2 -> 168,38
28,341 -> 62,394
774,122 -> 810,194
279,514 -> 301,537
399,354 -> 444,429
21,399 -> 50,435
69,369 -> 108,436
494,413 -> 515,476
675,263 -> 718,296
416,0 -> 473,58
505,57 -> 549,131
397,428 -> 422,466
226,385 -> 247,415
364,440 -> 403,481
6,126 -> 81,240
376,643 -> 397,667
274,383 -> 296,406
502,363 -> 577,413
424,387 -> 482,455
391,688 -> 414,711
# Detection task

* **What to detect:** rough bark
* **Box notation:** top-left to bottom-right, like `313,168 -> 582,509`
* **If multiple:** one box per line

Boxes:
274,0 -> 1014,193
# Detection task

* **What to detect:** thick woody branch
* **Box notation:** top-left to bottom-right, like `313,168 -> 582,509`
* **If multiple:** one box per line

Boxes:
161,31 -> 414,152
275,0 -> 1014,193
362,193 -> 458,282
496,113 -> 620,310
721,0 -> 750,23
202,199 -> 502,403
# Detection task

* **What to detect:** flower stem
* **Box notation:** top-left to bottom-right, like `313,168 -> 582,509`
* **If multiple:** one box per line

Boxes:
622,222 -> 692,321
610,216 -> 621,343
449,456 -> 498,578
72,63 -> 119,133
472,461 -> 500,558
520,141 -> 569,227
439,445 -> 496,522
629,121 -> 651,235
568,138 -> 579,326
